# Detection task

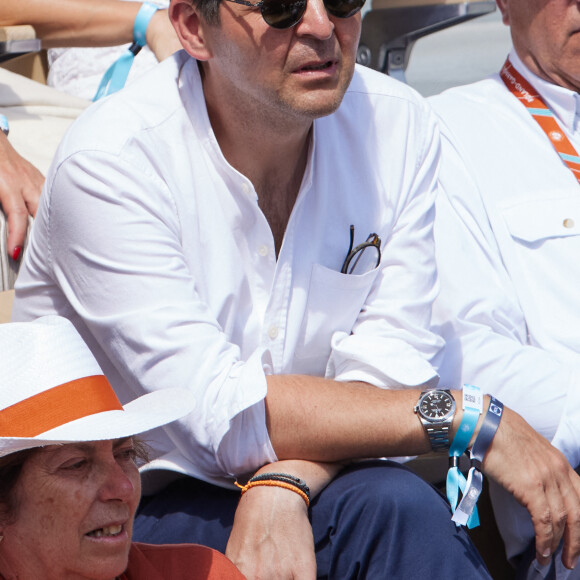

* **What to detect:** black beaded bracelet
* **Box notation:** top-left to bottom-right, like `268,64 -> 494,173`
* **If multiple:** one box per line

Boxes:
249,472 -> 311,502
235,472 -> 312,507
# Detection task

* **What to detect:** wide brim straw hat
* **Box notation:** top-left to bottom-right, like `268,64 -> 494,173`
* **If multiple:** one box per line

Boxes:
0,315 -> 195,457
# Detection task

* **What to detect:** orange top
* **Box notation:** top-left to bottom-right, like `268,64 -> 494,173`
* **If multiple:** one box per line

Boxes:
120,542 -> 246,580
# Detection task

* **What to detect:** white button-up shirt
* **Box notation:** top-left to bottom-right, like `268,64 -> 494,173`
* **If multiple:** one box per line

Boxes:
432,51 -> 580,465
14,51 -> 443,488
431,51 -> 580,560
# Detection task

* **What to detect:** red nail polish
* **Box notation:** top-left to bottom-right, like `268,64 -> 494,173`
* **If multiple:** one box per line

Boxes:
11,246 -> 22,261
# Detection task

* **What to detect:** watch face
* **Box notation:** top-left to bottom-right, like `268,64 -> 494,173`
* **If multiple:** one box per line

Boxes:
418,391 -> 455,422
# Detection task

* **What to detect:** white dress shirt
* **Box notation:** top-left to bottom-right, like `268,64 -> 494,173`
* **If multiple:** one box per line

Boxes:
13,51 -> 443,489
431,50 -> 580,563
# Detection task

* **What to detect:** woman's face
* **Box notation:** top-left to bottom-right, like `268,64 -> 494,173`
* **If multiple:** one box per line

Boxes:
0,438 -> 141,580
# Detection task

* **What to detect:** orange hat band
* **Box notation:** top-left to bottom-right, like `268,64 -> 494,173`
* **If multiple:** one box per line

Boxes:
0,375 -> 123,438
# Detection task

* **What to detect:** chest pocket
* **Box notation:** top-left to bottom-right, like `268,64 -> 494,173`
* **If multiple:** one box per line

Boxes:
294,263 -> 380,365
502,197 -> 580,244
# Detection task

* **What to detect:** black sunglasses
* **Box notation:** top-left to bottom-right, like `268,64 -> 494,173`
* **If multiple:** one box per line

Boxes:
223,0 -> 366,29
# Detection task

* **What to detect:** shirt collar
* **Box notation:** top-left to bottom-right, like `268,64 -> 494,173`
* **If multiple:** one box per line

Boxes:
508,49 -> 580,134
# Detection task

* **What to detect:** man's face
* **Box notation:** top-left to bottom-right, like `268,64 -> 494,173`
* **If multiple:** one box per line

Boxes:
198,0 -> 361,126
498,0 -> 580,92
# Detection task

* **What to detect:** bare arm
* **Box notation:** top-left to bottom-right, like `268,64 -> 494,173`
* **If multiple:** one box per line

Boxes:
0,133 -> 43,258
266,376 -> 430,461
0,0 -> 180,60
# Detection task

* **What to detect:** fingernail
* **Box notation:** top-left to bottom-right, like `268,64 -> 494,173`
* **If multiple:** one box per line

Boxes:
11,246 -> 21,261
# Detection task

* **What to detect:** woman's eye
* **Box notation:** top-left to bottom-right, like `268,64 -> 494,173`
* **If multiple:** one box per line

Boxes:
61,459 -> 88,470
116,448 -> 138,463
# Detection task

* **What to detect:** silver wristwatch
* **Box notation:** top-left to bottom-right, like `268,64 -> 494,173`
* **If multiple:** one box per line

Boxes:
414,389 -> 456,452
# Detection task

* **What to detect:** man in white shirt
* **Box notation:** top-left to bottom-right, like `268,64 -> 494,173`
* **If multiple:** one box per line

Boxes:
431,0 -> 580,577
11,0 -> 580,577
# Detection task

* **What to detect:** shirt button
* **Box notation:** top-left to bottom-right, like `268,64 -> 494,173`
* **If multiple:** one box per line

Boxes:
258,245 -> 269,257
268,326 -> 279,340
563,218 -> 575,229
241,182 -> 253,196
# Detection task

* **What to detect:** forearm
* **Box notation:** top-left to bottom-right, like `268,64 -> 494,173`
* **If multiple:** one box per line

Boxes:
0,0 -> 141,48
265,375 -> 434,462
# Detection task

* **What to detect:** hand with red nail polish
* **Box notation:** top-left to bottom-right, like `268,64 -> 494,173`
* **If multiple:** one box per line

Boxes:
0,132 -> 44,259
11,246 -> 22,262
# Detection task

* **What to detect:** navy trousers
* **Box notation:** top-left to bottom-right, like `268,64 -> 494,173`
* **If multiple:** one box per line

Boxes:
134,460 -> 492,579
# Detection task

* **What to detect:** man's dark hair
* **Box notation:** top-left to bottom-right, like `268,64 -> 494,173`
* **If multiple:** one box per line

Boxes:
193,0 -> 222,25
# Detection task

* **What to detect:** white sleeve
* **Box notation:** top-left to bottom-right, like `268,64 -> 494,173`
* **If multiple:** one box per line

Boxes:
328,105 -> 443,389
43,150 -> 277,478
433,131 -> 580,467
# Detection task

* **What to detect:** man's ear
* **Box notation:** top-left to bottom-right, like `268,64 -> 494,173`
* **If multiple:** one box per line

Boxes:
495,0 -> 510,26
170,0 -> 213,61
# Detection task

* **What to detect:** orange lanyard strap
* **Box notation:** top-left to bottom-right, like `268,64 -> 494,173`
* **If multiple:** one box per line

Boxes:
0,375 -> 123,437
500,58 -> 580,183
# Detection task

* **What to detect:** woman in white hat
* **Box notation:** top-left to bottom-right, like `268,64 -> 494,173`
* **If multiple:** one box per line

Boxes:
0,316 -> 245,580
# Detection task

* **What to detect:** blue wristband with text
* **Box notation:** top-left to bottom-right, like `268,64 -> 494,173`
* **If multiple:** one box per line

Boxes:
452,397 -> 504,527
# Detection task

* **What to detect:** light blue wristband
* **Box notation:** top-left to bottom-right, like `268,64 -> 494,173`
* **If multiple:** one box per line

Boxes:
446,384 -> 483,528
93,2 -> 159,101
448,384 -> 482,462
133,2 -> 159,47
0,114 -> 9,137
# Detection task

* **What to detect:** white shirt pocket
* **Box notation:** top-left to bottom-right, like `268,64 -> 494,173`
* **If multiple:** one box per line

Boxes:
502,197 -> 580,244
293,263 -> 380,369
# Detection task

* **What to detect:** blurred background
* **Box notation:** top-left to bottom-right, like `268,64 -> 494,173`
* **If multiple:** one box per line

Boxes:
406,9 -> 511,96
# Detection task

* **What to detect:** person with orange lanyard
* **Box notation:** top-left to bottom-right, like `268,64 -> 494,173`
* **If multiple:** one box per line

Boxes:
430,0 -> 580,578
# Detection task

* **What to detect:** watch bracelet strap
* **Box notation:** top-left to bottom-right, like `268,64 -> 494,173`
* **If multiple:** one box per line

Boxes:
425,423 -> 451,452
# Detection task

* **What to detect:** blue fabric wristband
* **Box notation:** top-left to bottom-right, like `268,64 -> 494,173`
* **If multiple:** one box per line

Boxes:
133,2 -> 159,47
471,397 -> 503,468
452,397 -> 504,527
93,2 -> 159,101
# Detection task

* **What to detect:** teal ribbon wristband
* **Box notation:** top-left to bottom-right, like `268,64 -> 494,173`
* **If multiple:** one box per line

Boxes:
452,397 -> 504,527
446,384 -> 482,529
94,2 -> 159,101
